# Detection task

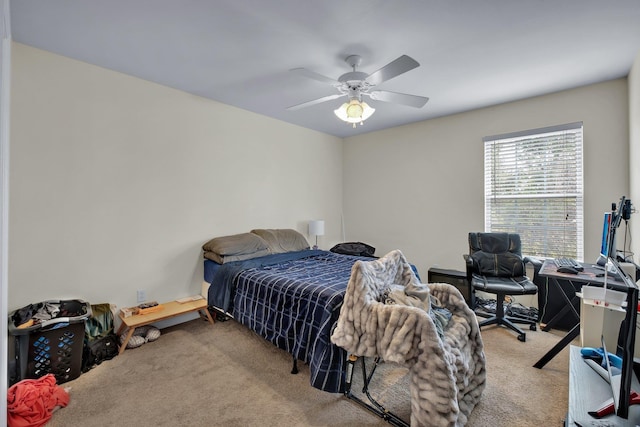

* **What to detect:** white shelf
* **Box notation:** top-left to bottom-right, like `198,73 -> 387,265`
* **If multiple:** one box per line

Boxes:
567,346 -> 640,426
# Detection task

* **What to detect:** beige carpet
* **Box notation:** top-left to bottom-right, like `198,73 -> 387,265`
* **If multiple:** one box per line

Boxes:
46,317 -> 571,426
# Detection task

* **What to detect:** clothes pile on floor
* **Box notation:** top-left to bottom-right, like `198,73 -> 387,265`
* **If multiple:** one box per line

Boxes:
7,374 -> 69,427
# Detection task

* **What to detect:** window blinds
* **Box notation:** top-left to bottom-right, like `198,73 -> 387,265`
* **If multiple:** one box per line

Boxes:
483,122 -> 584,260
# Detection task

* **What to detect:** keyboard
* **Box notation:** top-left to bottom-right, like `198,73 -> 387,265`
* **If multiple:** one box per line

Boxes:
554,257 -> 584,271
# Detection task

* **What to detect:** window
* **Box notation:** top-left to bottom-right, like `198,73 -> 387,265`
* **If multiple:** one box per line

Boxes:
484,122 -> 584,260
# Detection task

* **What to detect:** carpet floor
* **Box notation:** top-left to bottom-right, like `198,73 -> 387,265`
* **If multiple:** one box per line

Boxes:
46,317 -> 570,426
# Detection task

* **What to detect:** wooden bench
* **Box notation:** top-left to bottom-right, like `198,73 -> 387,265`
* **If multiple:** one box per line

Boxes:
116,297 -> 214,354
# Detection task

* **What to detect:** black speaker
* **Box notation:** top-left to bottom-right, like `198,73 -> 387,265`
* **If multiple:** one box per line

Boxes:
427,267 -> 471,305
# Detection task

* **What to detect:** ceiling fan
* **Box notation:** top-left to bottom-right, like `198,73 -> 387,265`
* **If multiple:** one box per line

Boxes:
287,54 -> 429,127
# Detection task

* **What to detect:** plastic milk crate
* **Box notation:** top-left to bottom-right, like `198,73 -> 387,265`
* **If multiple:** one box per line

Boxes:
8,299 -> 92,385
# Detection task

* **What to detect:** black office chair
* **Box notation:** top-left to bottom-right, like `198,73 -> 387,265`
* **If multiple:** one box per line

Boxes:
464,232 -> 540,342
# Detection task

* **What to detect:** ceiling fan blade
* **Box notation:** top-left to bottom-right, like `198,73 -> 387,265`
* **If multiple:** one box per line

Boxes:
286,93 -> 345,111
365,55 -> 420,86
290,68 -> 340,85
368,90 -> 429,108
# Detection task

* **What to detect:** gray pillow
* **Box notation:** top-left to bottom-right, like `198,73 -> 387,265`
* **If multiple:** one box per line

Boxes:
202,232 -> 270,264
250,229 -> 310,253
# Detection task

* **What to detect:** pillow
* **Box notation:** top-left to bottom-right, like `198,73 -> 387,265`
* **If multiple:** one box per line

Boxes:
202,232 -> 271,264
250,229 -> 310,253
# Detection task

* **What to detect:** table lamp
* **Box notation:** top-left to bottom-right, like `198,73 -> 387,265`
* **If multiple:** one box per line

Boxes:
308,220 -> 325,250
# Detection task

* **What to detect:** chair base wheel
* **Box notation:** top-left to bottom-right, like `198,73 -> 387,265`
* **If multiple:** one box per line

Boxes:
477,312 -> 536,342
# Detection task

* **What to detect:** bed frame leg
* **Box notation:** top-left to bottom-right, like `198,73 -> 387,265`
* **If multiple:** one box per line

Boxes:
345,354 -> 357,394
291,357 -> 298,374
343,355 -> 409,427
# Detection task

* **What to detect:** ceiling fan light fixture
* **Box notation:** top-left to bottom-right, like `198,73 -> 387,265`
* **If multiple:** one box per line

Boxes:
334,99 -> 375,127
346,99 -> 363,117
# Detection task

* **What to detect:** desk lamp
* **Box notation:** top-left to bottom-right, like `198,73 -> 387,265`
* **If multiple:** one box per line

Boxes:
309,220 -> 325,250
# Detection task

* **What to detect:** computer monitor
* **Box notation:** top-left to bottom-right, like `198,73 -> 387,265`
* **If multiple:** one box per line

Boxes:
600,212 -> 613,259
597,196 -> 629,266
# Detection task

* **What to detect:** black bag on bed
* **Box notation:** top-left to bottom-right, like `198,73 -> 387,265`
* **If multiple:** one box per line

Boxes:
330,242 -> 376,257
81,303 -> 118,372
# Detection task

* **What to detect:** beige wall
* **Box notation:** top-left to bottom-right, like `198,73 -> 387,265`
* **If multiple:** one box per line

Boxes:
9,43 -> 343,311
630,51 -> 640,261
9,42 -> 636,315
343,79 -> 630,278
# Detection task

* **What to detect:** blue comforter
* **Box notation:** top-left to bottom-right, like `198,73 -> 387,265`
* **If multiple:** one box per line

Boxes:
206,250 -> 374,393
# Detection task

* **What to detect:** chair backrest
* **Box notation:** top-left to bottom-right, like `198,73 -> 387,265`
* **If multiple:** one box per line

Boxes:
468,232 -> 525,277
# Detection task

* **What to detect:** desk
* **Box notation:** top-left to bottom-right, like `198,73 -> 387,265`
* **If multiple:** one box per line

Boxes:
534,260 -> 625,369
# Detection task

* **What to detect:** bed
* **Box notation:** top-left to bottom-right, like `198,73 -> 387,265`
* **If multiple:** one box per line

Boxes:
201,229 -> 376,393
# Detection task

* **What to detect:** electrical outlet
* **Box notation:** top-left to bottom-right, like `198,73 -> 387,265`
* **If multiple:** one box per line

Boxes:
137,289 -> 146,303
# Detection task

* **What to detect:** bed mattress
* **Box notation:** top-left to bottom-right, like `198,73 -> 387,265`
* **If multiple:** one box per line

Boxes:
204,250 -> 374,393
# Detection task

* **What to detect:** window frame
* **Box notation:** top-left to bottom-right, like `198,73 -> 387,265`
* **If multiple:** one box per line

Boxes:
483,122 -> 584,260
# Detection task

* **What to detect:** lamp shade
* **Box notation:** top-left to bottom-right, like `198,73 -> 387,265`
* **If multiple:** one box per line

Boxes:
308,220 -> 325,237
334,99 -> 375,127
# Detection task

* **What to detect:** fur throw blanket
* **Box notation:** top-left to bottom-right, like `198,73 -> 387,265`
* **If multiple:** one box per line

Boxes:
330,250 -> 486,427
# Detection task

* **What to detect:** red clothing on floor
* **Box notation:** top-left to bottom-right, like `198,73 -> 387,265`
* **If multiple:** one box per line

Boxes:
7,374 -> 69,427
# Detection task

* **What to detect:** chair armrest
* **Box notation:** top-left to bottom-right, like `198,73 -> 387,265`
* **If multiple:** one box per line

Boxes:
523,256 -> 543,281
523,256 -> 543,271
523,256 -> 542,267
463,254 -> 474,280
463,254 -> 473,268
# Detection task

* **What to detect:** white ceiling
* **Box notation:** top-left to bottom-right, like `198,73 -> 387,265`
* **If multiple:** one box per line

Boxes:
9,0 -> 640,138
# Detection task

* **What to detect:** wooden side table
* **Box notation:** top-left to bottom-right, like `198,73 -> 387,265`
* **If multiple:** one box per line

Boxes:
116,297 -> 214,354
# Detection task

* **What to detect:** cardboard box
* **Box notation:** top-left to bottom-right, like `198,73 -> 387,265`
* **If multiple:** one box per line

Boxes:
120,307 -> 135,318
